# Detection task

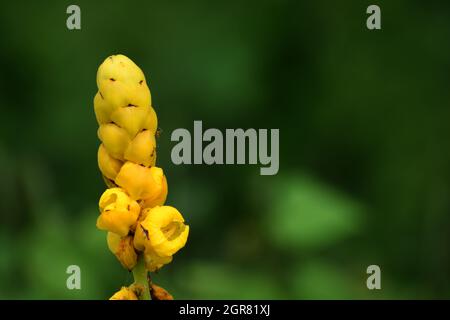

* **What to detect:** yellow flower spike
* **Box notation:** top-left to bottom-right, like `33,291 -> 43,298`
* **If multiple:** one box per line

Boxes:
124,129 -> 157,167
144,249 -> 173,272
96,54 -> 151,111
109,286 -> 138,300
107,232 -> 138,270
134,206 -> 189,258
94,54 -> 189,300
98,144 -> 123,180
98,123 -> 130,160
97,188 -> 140,237
114,162 -> 165,201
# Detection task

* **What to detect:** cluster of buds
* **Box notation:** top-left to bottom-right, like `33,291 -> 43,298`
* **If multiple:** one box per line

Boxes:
93,54 -> 189,300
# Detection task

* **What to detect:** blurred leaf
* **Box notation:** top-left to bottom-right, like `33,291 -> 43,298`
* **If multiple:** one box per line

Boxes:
264,173 -> 364,250
291,260 -> 358,299
154,261 -> 284,299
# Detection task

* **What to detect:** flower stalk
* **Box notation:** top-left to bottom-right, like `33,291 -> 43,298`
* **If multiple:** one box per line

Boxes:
132,254 -> 151,300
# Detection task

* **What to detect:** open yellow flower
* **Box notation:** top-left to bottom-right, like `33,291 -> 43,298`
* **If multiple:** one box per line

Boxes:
109,286 -> 138,300
107,232 -> 138,270
115,162 -> 166,202
97,188 -> 140,237
134,206 -> 189,258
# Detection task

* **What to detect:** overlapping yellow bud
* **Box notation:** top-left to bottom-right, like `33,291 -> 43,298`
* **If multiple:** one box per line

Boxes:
94,54 -> 158,182
97,188 -> 140,237
98,124 -> 157,166
134,206 -> 189,258
109,286 -> 138,300
115,162 -> 167,204
107,232 -> 138,270
98,144 -> 123,180
95,55 -> 152,126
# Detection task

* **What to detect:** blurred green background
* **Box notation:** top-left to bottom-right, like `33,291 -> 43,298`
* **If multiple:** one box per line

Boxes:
0,0 -> 450,299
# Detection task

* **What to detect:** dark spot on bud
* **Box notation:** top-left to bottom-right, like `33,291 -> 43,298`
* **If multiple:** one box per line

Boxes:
110,78 -> 116,82
139,80 -> 143,85
109,121 -> 122,128
141,225 -> 150,240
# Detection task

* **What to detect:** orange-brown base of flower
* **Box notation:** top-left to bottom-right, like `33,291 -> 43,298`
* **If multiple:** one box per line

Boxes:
151,283 -> 174,300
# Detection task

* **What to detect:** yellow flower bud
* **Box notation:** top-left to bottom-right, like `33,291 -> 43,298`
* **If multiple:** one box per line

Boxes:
98,144 -> 123,180
115,162 -> 166,202
107,232 -> 138,270
140,173 -> 168,209
93,91 -> 112,124
145,106 -> 158,135
96,54 -> 151,111
97,188 -> 140,237
109,286 -> 138,300
134,206 -> 189,257
110,106 -> 155,138
98,123 -> 130,160
124,129 -> 156,167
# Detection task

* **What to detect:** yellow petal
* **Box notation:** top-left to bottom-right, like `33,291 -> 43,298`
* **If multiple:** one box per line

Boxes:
107,232 -> 137,270
115,162 -> 165,201
141,174 -> 167,209
144,249 -> 173,272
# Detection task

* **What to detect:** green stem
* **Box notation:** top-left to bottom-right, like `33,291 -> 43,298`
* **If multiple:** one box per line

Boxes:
132,254 -> 151,300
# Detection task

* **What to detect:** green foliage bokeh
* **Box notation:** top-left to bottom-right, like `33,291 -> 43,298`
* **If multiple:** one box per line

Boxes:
0,0 -> 449,299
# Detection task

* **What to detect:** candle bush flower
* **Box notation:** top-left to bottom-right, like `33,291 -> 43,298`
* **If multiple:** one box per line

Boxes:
93,54 -> 189,300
